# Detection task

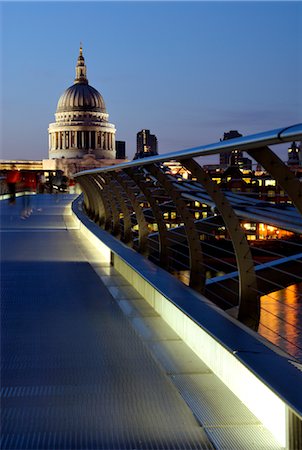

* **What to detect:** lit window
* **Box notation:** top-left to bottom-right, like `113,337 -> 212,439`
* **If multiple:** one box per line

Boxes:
265,180 -> 276,187
267,226 -> 276,232
242,223 -> 256,231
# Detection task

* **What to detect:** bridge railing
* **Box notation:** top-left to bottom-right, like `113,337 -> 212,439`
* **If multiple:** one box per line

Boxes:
74,124 -> 302,333
71,188 -> 302,450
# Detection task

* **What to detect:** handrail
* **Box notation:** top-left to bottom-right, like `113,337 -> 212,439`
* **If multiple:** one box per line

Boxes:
73,123 -> 302,331
72,194 -> 302,449
74,123 -> 302,177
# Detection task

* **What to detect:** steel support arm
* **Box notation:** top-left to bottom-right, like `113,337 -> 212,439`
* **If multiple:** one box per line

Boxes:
182,158 -> 259,330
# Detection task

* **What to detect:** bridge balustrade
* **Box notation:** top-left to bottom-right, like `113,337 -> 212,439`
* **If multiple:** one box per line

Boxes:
72,124 -> 302,449
75,124 -> 302,331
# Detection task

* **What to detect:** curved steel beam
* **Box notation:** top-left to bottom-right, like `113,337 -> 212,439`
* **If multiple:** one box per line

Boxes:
93,174 -> 112,230
125,167 -> 170,268
85,175 -> 108,226
182,158 -> 259,330
112,171 -> 150,255
77,177 -> 91,213
147,164 -> 205,292
83,175 -> 103,222
247,146 -> 302,216
105,173 -> 133,242
96,174 -> 121,237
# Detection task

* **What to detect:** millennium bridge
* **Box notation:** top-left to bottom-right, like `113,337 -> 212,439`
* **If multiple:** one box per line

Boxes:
1,125 -> 302,449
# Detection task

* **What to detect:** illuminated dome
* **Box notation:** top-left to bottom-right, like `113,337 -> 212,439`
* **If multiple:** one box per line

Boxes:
48,46 -> 116,160
56,84 -> 106,113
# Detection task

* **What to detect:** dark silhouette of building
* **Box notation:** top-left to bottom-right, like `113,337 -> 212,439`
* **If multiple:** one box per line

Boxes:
134,129 -> 158,160
219,130 -> 252,169
116,141 -> 126,160
287,141 -> 301,166
220,130 -> 243,167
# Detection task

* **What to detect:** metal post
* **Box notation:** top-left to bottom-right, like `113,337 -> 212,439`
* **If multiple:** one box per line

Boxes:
147,164 -> 205,292
247,146 -> 302,217
126,167 -> 170,268
112,171 -> 150,256
182,158 -> 259,330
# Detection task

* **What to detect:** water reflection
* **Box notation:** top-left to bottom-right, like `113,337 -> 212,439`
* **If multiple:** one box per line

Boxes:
259,283 -> 302,362
173,270 -> 302,362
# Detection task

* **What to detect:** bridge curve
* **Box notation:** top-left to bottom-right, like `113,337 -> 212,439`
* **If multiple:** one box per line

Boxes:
74,124 -> 302,331
1,193 -> 301,449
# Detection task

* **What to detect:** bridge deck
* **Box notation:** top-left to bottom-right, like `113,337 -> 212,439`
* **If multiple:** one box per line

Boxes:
0,195 -> 282,450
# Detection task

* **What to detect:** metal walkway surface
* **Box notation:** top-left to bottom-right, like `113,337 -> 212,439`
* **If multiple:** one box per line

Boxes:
0,195 -> 213,450
0,195 -> 283,450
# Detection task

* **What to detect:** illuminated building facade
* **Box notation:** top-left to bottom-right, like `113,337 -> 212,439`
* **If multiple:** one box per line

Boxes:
219,130 -> 252,169
48,46 -> 116,160
134,129 -> 158,159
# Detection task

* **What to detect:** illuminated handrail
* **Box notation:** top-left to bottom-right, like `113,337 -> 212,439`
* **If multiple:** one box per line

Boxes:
74,124 -> 302,331
74,123 -> 302,176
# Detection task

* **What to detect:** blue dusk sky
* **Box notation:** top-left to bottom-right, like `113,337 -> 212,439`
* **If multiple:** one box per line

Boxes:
1,1 -> 301,163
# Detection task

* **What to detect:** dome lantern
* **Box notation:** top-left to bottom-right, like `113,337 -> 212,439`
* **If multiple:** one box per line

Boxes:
74,44 -> 88,85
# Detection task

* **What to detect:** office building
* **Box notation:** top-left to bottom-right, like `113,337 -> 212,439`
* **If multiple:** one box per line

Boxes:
134,129 -> 158,160
116,141 -> 126,160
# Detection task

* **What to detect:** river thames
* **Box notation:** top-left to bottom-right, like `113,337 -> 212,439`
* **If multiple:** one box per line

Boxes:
259,283 -> 302,362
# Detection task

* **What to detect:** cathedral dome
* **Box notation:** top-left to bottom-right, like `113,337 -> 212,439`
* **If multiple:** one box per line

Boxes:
48,45 -> 116,161
56,45 -> 106,114
56,83 -> 106,113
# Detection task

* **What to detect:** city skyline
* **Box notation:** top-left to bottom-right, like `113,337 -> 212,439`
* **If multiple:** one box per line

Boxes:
1,1 -> 301,163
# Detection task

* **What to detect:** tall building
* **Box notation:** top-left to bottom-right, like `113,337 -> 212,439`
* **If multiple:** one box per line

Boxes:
287,141 -> 301,166
134,129 -> 158,160
48,46 -> 116,160
116,141 -> 126,160
220,130 -> 243,167
218,130 -> 252,169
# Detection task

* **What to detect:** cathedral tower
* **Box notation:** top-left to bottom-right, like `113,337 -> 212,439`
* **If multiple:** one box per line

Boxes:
48,46 -> 116,160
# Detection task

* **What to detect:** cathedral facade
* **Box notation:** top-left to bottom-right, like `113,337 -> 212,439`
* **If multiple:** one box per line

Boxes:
48,46 -> 116,160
